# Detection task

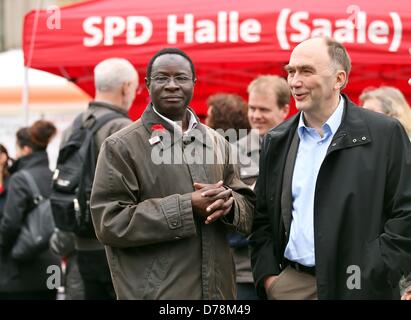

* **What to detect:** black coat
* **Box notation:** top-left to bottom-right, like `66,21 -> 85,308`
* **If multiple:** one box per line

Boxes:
0,151 -> 59,292
250,95 -> 411,299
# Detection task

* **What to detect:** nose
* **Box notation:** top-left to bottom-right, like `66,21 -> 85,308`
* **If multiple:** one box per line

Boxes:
252,109 -> 262,120
164,77 -> 179,90
289,73 -> 303,88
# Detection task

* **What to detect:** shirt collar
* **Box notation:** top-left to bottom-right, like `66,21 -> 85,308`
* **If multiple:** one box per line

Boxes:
297,95 -> 345,139
152,105 -> 198,134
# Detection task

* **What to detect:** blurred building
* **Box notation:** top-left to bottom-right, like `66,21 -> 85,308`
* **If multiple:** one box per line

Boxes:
0,0 -> 90,167
0,0 -> 85,51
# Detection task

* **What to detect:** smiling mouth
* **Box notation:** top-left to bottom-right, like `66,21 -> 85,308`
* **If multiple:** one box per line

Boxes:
294,93 -> 308,101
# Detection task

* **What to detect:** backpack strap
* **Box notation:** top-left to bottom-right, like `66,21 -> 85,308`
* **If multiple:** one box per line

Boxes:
89,112 -> 127,135
20,170 -> 43,204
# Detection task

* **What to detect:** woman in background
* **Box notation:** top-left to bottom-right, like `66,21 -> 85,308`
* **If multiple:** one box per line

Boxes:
360,86 -> 411,140
0,120 -> 59,300
0,144 -> 12,225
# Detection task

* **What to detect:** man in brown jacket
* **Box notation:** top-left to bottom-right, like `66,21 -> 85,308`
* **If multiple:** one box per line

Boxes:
50,58 -> 138,300
90,48 -> 255,299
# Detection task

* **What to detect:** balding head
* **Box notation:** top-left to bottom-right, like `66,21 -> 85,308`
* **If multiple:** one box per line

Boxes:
285,37 -> 350,124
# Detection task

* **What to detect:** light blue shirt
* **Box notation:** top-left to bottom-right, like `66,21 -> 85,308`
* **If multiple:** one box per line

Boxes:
284,96 -> 345,267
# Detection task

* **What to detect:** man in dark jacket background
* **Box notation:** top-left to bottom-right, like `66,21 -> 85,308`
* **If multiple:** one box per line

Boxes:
50,57 -> 138,300
250,37 -> 411,299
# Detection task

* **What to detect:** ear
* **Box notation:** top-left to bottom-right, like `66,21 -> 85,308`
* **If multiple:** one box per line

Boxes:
335,70 -> 347,90
145,77 -> 151,94
281,104 -> 290,119
22,145 -> 33,156
121,81 -> 129,96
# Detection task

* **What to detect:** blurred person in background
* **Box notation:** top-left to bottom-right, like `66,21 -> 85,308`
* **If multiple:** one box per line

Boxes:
360,86 -> 411,140
233,75 -> 290,299
50,57 -> 138,300
205,93 -> 250,140
0,120 -> 59,300
0,144 -> 12,219
206,93 -> 255,299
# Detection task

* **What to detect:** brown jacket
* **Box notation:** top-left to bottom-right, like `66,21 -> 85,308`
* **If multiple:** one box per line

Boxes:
90,104 -> 255,299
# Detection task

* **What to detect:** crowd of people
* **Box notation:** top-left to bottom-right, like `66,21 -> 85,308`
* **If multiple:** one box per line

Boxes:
0,36 -> 410,300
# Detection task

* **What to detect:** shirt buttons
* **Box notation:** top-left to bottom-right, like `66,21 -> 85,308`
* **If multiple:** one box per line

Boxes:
352,138 -> 357,143
362,136 -> 366,141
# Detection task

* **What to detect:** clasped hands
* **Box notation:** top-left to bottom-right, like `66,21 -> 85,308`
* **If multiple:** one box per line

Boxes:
191,180 -> 234,224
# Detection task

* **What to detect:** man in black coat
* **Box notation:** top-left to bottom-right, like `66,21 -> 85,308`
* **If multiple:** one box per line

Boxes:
250,37 -> 411,300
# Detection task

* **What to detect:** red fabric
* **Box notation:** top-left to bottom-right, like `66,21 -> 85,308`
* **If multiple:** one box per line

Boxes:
22,0 -> 411,120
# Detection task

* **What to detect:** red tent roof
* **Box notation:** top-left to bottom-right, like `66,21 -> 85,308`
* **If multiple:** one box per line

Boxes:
23,0 -> 411,120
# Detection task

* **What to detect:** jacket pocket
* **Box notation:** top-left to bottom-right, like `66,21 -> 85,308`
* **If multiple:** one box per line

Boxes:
361,238 -> 390,294
142,250 -> 171,299
266,269 -> 286,300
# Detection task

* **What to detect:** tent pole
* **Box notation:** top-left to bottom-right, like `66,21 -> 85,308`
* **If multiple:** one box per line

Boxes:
22,66 -> 29,125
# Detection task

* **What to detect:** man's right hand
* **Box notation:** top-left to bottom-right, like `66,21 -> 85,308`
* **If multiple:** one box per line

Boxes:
191,181 -> 232,221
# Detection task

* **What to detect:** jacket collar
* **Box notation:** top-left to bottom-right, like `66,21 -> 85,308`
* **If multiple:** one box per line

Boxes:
9,151 -> 49,174
266,94 -> 371,152
141,103 -> 213,150
88,101 -> 129,117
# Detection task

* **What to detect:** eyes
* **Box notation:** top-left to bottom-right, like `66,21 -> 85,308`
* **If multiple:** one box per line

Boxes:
286,67 -> 314,77
151,75 -> 193,85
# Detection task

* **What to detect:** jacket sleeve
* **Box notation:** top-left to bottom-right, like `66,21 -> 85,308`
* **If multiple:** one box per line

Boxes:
379,121 -> 411,285
249,136 -> 281,299
90,137 -> 197,248
0,173 -> 31,251
221,138 -> 256,235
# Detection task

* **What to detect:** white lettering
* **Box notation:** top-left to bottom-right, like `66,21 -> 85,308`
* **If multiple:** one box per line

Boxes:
334,19 -> 355,43
290,12 -> 310,42
168,14 -> 194,44
277,8 -> 291,49
368,20 -> 389,45
46,265 -> 61,290
126,16 -> 152,45
168,11 -> 261,45
346,265 -> 361,289
83,16 -> 103,47
311,19 -> 332,38
217,11 -> 227,42
195,20 -> 216,43
104,16 -> 126,46
46,5 -> 61,30
240,19 -> 261,43
229,11 -> 239,42
389,12 -> 402,52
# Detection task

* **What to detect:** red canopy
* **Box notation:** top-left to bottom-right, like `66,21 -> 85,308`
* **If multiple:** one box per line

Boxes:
23,0 -> 411,120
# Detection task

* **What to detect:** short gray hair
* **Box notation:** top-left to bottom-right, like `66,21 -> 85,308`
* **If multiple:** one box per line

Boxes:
94,58 -> 137,92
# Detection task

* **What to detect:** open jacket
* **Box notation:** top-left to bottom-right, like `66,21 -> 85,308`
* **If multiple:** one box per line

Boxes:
250,95 -> 411,299
90,104 -> 255,299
